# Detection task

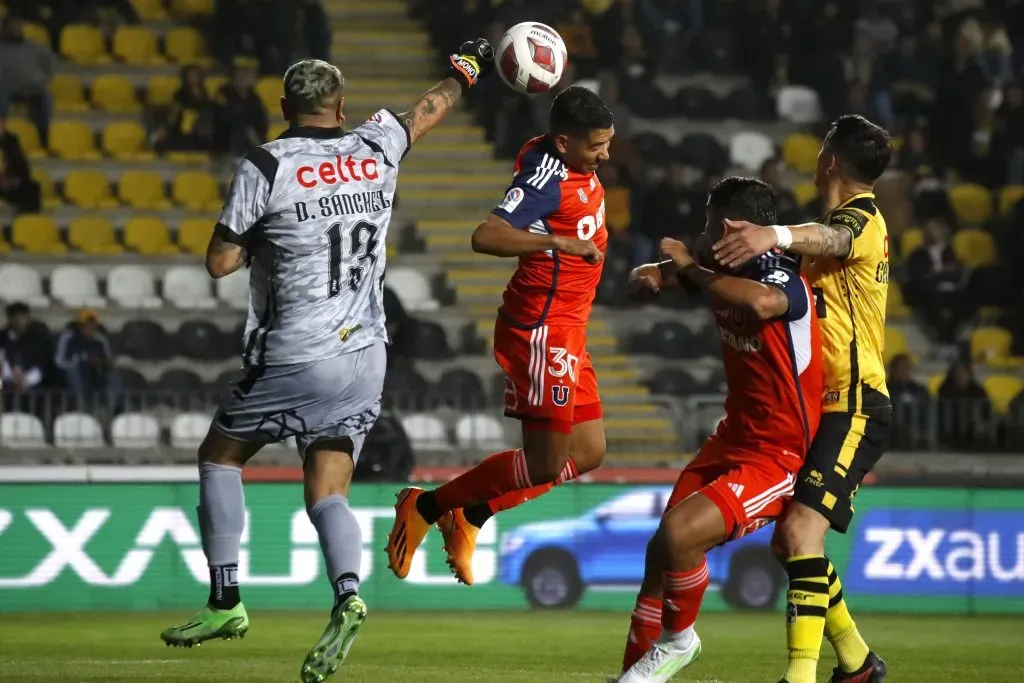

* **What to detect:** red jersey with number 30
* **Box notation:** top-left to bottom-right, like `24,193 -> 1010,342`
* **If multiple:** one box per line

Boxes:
491,136 -> 607,329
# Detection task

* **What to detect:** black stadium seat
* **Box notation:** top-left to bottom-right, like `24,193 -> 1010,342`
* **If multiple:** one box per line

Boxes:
410,320 -> 450,359
438,368 -> 487,410
672,86 -> 719,120
676,133 -> 729,176
631,131 -> 673,165
117,320 -> 170,360
647,321 -> 696,359
177,319 -> 227,361
383,356 -> 435,411
156,368 -> 207,408
112,366 -> 148,391
646,368 -> 700,397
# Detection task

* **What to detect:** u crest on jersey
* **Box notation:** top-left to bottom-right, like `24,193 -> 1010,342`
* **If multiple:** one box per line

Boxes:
551,384 -> 570,406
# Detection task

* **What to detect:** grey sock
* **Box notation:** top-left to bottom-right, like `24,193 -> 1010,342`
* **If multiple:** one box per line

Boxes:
198,462 -> 245,566
308,494 -> 362,603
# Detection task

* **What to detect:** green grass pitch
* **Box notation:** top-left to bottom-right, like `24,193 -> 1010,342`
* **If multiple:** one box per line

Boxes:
0,611 -> 1019,682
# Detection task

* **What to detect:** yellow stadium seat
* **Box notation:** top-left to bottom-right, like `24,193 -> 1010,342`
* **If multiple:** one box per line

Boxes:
102,121 -> 155,161
781,133 -> 822,175
267,121 -> 288,141
254,76 -> 281,113
172,171 -> 221,211
165,151 -> 211,164
50,74 -> 89,113
952,228 -> 996,268
970,326 -> 1012,364
165,26 -> 206,64
125,217 -> 180,255
12,215 -> 65,254
23,22 -> 50,47
31,169 -> 60,209
178,218 -> 213,255
793,180 -> 817,207
49,120 -> 100,160
604,186 -> 631,232
5,118 -> 45,159
68,217 -> 123,255
64,170 -> 117,209
886,281 -> 910,319
91,74 -> 141,113
0,237 -> 10,254
130,0 -> 170,20
983,374 -> 1024,414
113,26 -> 163,65
883,327 -> 908,364
146,74 -> 180,107
204,75 -> 227,98
59,24 -> 110,64
948,183 -> 993,226
118,170 -> 172,210
899,227 -> 923,257
927,374 -> 944,396
172,0 -> 214,15
999,185 -> 1024,215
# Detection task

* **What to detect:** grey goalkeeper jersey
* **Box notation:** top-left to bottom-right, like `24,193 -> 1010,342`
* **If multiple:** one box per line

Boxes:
218,109 -> 410,367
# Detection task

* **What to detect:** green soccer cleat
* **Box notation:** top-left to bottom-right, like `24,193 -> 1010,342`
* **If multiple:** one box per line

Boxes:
299,595 -> 368,683
160,603 -> 249,648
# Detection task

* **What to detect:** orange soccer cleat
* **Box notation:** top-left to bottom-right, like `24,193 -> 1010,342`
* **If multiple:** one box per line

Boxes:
385,487 -> 432,579
437,508 -> 480,585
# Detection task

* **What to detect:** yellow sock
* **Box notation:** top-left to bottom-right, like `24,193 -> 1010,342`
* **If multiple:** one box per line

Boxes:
782,555 -> 830,683
825,561 -> 870,673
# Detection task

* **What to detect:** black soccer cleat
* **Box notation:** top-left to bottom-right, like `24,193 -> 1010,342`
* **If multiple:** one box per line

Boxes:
829,651 -> 887,682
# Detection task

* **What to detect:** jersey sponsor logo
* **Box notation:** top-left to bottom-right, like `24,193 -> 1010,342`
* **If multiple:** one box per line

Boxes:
577,187 -> 588,204
718,327 -> 762,353
296,155 -> 379,188
828,208 -> 869,237
551,384 -> 570,406
497,187 -> 525,213
370,111 -> 385,124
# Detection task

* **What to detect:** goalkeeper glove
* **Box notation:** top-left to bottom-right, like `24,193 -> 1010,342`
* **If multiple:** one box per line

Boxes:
448,38 -> 494,92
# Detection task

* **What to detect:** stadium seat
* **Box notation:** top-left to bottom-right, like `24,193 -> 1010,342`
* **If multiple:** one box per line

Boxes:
111,413 -> 161,448
118,170 -> 171,210
177,218 -> 212,255
164,265 -> 216,309
165,26 -> 206,64
5,118 -> 45,158
886,282 -> 910,319
12,215 -> 65,254
204,75 -> 227,98
113,26 -> 163,65
107,265 -> 162,308
782,133 -> 822,174
900,227 -> 923,257
0,413 -> 47,448
171,171 -> 221,211
146,74 -> 180,107
729,131 -> 774,172
454,413 -> 506,450
647,321 -> 696,359
130,0 -> 170,20
647,368 -> 700,396
983,375 -> 1024,414
254,76 -> 282,113
124,217 -> 179,255
438,368 -> 487,409
776,85 -> 822,124
50,74 -> 89,113
410,320 -> 451,359
32,169 -> 60,209
53,412 -> 106,448
64,170 -> 116,208
386,267 -> 438,311
604,186 -> 631,232
998,185 -> 1024,215
0,264 -> 47,305
23,21 -> 50,46
68,217 -> 121,255
793,180 -> 817,208
676,133 -> 729,175
91,74 -> 141,113
112,366 -> 149,393
400,413 -> 449,450
971,326 -> 1012,363
212,368 -> 243,389
948,183 -> 993,226
927,373 -> 944,396
50,121 -> 100,160
883,327 -> 908,364
170,412 -> 211,449
215,269 -> 249,310
172,0 -> 215,14
50,265 -> 105,308
59,24 -> 110,64
176,319 -> 227,360
952,228 -> 996,268
156,368 -> 205,396
102,121 -> 154,160
118,319 -> 171,360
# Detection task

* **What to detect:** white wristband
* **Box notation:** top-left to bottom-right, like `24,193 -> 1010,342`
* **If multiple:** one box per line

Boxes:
771,225 -> 793,249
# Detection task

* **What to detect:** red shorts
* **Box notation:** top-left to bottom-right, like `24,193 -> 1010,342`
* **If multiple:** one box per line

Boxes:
493,317 -> 602,433
665,436 -> 799,540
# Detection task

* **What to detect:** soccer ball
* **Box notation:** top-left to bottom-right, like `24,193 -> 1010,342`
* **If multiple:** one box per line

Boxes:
496,22 -> 568,95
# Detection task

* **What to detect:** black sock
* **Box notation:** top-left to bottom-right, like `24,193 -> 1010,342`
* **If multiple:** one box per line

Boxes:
208,564 -> 240,610
333,571 -> 360,608
415,490 -> 443,524
463,503 -> 493,529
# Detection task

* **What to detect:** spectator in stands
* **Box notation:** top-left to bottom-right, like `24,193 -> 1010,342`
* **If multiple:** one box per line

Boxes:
887,353 -> 932,450
885,35 -> 938,122
0,302 -> 51,414
854,0 -> 898,53
843,28 -> 894,129
993,82 -> 1024,185
0,117 -> 41,213
937,358 -> 994,450
897,127 -> 936,177
214,57 -> 268,156
154,66 -> 216,154
55,309 -> 117,409
905,220 -> 969,343
301,0 -> 331,63
934,19 -> 989,175
0,15 -> 55,147
557,8 -> 600,77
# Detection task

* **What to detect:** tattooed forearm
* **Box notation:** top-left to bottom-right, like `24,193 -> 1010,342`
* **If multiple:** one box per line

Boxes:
399,77 -> 463,144
205,231 -> 247,278
790,222 -> 854,259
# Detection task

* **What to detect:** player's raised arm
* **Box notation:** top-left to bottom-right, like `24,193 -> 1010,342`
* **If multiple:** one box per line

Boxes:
206,147 -> 275,278
712,219 -> 854,268
471,213 -> 602,262
396,39 -> 494,146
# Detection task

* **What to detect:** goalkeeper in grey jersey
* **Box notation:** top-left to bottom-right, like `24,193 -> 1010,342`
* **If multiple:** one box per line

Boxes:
159,40 -> 495,683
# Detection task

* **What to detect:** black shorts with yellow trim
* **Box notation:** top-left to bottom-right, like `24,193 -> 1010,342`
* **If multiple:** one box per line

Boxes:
793,410 -> 891,533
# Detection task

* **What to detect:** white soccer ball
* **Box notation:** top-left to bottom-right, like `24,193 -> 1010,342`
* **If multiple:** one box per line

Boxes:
496,22 -> 568,95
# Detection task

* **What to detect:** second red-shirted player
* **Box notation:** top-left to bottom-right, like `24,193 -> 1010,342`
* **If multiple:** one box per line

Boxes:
386,86 -> 615,584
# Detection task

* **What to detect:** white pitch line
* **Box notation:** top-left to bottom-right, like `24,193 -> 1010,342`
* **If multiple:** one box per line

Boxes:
64,659 -> 184,665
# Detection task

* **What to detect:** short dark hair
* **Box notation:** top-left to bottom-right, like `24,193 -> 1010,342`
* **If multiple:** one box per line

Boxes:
5,302 -> 28,318
549,86 -> 614,137
705,176 -> 778,243
823,114 -> 892,185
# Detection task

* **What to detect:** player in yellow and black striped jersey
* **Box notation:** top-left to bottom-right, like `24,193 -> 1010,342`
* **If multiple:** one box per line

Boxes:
713,114 -> 891,683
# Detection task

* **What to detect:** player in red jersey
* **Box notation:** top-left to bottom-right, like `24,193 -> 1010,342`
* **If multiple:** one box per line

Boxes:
614,178 -> 824,683
386,86 -> 613,584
